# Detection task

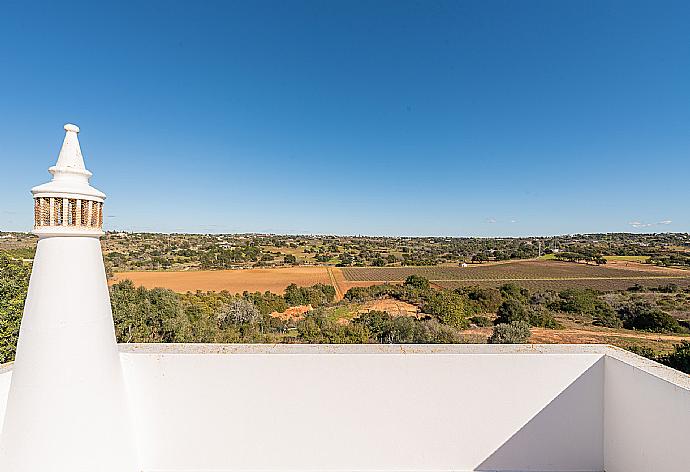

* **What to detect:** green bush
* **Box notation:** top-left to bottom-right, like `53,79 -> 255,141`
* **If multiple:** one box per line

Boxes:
659,342 -> 690,374
423,292 -> 471,329
592,306 -> 622,328
296,310 -> 369,343
618,302 -> 681,333
527,306 -> 562,329
353,311 -> 458,343
470,315 -> 493,327
243,290 -> 288,315
404,275 -> 430,290
495,299 -> 528,325
555,288 -> 615,324
488,321 -> 531,344
627,342 -> 690,375
464,287 -> 502,312
499,283 -> 529,303
0,254 -> 30,363
284,283 -> 335,307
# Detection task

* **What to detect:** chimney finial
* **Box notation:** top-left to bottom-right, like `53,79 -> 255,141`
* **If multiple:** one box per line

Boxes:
30,123 -> 106,237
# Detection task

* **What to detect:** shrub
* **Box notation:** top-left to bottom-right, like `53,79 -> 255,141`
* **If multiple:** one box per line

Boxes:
626,345 -> 658,359
353,311 -> 458,343
0,254 -> 30,363
423,292 -> 471,329
465,287 -> 502,312
470,315 -> 493,327
297,310 -> 369,344
660,342 -> 690,374
618,302 -> 681,333
284,283 -> 336,307
592,305 -> 622,328
343,284 -> 402,302
244,290 -> 288,315
555,288 -> 615,324
628,342 -> 690,375
217,299 -> 260,328
495,299 -> 528,325
499,283 -> 529,303
404,275 -> 430,290
488,321 -> 531,344
527,306 -> 562,329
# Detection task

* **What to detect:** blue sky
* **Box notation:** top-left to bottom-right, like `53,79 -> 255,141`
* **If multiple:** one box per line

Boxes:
0,0 -> 688,236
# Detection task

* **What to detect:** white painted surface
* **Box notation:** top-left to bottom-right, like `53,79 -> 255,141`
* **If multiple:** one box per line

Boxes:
121,346 -> 605,472
2,343 -> 689,471
32,123 -> 105,237
604,352 -> 690,472
0,237 -> 138,472
0,367 -> 11,429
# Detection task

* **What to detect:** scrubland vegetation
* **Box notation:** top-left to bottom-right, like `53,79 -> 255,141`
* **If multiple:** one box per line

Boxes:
2,252 -> 690,374
4,231 -> 690,272
2,231 -> 690,374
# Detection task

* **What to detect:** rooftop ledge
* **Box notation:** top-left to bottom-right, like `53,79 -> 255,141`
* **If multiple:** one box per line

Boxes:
2,344 -> 689,472
118,342 -> 690,390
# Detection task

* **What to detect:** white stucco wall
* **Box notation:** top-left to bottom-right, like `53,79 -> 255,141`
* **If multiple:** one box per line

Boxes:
2,344 -> 688,471
604,349 -> 690,472
0,366 -> 11,429
120,344 -> 605,472
0,237 -> 138,472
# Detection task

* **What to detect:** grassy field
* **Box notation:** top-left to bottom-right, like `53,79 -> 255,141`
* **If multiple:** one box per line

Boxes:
604,255 -> 651,262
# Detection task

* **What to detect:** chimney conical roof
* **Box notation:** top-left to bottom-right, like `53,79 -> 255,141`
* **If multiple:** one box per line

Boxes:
31,124 -> 105,200
54,123 -> 87,172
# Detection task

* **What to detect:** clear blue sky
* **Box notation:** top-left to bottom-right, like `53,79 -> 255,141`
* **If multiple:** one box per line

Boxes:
1,0 -> 688,236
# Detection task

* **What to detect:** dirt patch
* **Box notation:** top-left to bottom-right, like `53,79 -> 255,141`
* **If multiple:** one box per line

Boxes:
358,297 -> 420,318
270,305 -> 313,322
605,260 -> 689,274
111,266 -> 331,294
461,324 -> 689,353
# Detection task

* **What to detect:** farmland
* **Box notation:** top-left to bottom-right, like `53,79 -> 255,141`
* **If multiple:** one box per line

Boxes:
340,260 -> 690,292
111,260 -> 690,298
110,266 -> 331,294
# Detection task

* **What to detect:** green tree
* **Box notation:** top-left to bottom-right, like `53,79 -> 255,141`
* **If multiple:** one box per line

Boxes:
217,299 -> 260,328
404,275 -> 430,290
527,306 -> 562,329
423,292 -> 471,329
619,302 -> 681,333
495,299 -> 528,325
0,254 -> 30,363
499,283 -> 530,303
110,280 -> 189,343
556,288 -> 615,324
465,287 -> 502,312
660,342 -> 690,374
284,283 -> 336,307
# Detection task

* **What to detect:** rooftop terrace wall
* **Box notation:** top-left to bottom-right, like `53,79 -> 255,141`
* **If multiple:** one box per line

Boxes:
1,344 -> 689,472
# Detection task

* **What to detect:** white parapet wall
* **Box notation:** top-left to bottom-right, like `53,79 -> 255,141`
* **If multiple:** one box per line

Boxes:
603,349 -> 690,472
1,343 -> 689,472
0,366 -> 10,432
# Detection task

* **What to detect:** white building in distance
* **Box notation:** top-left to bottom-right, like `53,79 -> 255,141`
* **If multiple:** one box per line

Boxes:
0,125 -> 689,472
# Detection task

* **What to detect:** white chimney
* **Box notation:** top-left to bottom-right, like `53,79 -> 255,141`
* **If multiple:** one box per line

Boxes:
0,124 -> 138,471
